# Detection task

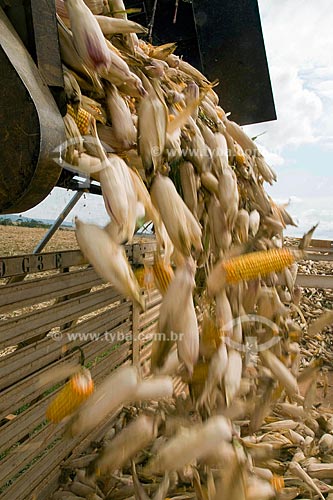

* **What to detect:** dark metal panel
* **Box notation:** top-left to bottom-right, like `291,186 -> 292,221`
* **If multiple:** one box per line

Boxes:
135,0 -> 276,125
0,7 -> 65,214
144,0 -> 202,69
192,0 -> 276,125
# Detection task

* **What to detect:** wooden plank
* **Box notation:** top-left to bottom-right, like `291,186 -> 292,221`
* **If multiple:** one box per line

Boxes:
1,403 -> 124,500
84,324 -> 132,365
132,303 -> 140,366
33,468 -> 61,500
0,429 -> 76,499
0,356 -> 79,421
0,267 -> 101,313
305,252 -> 333,262
0,344 -> 131,487
62,406 -> 122,464
133,242 -> 157,264
291,238 -> 333,249
296,274 -> 333,289
0,322 -> 131,419
143,290 -> 162,309
0,285 -> 122,348
91,343 -> 132,381
0,348 -> 131,498
0,342 -> 131,456
0,418 -> 60,485
140,342 -> 152,365
308,239 -> 333,249
139,321 -> 159,348
306,247 -> 333,254
0,302 -> 131,390
0,390 -> 56,457
35,408 -> 123,499
139,303 -> 161,330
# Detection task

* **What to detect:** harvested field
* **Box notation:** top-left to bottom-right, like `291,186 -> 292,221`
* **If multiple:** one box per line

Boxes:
0,225 -> 78,256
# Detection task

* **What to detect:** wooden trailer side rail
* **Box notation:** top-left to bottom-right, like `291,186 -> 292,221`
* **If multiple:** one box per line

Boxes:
0,243 -> 162,500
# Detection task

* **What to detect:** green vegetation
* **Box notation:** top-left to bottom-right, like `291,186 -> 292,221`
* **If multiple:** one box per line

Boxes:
0,218 -> 51,229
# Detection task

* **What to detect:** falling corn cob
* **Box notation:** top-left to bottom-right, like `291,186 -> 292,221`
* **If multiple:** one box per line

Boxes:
46,368 -> 94,423
208,248 -> 303,296
67,104 -> 93,135
134,265 -> 154,290
271,475 -> 285,492
199,313 -> 222,359
152,253 -> 174,295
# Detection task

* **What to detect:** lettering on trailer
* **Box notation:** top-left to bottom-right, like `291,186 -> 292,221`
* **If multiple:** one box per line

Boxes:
0,252 -> 82,278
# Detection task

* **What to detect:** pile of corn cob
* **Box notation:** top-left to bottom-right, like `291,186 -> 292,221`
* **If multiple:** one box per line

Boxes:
50,0 -> 333,498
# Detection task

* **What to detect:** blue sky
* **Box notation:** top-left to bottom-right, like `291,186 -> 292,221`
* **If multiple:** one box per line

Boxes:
15,0 -> 333,239
244,0 -> 333,239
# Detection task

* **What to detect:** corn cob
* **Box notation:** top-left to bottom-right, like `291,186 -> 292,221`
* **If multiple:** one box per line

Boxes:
46,368 -> 94,423
134,265 -> 154,290
189,361 -> 210,384
226,248 -> 297,284
145,415 -> 232,474
199,313 -> 221,359
152,253 -> 174,295
65,0 -> 111,73
208,248 -> 302,296
67,104 -> 93,135
271,474 -> 285,492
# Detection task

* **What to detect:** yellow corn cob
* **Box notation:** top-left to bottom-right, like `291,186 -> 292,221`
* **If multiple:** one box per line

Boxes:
200,313 -> 221,359
223,248 -> 296,284
134,266 -> 154,290
152,254 -> 174,295
46,368 -> 94,423
271,475 -> 284,492
190,361 -> 209,383
208,248 -> 303,296
67,104 -> 92,135
134,266 -> 145,288
234,142 -> 246,166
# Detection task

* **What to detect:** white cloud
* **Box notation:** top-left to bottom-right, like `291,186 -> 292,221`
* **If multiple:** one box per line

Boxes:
266,168 -> 333,239
244,0 -> 333,152
289,196 -> 302,204
17,188 -> 110,226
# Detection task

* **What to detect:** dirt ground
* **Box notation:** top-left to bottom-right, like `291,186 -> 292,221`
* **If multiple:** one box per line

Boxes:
0,225 -> 79,256
0,225 -> 154,256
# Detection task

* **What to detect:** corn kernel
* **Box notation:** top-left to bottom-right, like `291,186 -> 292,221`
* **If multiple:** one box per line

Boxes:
67,104 -> 92,136
222,248 -> 295,284
46,368 -> 94,423
152,254 -> 174,295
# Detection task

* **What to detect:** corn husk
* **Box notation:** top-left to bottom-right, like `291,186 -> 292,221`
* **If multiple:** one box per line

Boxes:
68,366 -> 138,436
134,377 -> 174,401
91,415 -> 158,474
151,260 -> 196,371
75,219 -> 144,309
145,416 -> 232,474
151,174 -> 202,256
65,0 -> 111,72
